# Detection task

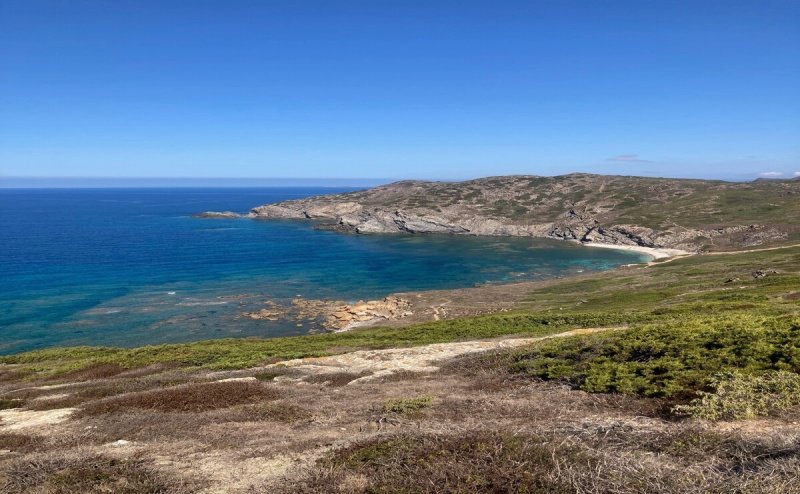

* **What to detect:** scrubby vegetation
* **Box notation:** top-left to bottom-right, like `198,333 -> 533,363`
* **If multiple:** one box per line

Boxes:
0,311 -> 630,379
294,432 -> 579,493
674,371 -> 800,420
79,380 -> 279,415
511,314 -> 800,400
382,395 -> 433,416
1,452 -> 196,494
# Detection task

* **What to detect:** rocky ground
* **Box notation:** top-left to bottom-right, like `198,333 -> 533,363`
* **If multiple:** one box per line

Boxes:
1,325 -> 797,493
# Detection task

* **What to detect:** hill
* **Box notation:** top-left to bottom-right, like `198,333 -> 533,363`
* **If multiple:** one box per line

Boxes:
247,173 -> 800,251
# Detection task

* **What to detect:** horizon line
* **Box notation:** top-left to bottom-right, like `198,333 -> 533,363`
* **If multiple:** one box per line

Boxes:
0,173 -> 782,189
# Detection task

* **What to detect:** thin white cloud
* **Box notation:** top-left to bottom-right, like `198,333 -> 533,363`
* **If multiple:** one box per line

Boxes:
758,171 -> 784,178
607,154 -> 652,164
794,171 -> 800,177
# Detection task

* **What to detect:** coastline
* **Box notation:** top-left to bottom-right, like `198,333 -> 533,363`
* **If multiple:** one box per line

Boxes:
577,241 -> 691,260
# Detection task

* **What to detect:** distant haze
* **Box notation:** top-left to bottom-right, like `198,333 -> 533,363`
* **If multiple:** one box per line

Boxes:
0,177 -> 392,188
0,172 -> 776,188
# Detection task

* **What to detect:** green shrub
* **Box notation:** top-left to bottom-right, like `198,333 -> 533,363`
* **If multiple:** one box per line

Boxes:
674,371 -> 800,420
0,398 -> 24,410
383,395 -> 433,415
511,314 -> 800,399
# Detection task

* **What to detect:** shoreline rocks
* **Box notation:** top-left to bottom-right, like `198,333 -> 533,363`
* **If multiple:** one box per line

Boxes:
325,296 -> 413,331
242,296 -> 414,332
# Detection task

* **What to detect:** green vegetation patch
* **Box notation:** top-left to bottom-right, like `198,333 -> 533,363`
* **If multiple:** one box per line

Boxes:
674,371 -> 800,420
0,312 -> 616,379
511,314 -> 800,399
0,398 -> 24,410
382,395 -> 433,415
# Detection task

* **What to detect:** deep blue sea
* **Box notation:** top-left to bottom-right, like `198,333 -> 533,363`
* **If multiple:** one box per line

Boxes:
0,188 -> 647,354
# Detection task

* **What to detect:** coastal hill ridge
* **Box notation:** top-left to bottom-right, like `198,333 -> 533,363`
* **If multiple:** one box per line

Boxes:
206,173 -> 800,252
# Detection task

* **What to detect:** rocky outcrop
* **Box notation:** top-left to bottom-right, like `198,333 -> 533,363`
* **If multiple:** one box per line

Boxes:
325,296 -> 413,331
287,296 -> 413,331
243,301 -> 288,321
194,211 -> 243,219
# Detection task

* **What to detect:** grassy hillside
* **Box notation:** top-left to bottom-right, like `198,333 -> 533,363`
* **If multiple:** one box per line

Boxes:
343,174 -> 800,229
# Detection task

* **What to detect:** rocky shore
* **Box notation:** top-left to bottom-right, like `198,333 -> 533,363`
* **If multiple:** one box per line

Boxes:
242,296 -> 414,332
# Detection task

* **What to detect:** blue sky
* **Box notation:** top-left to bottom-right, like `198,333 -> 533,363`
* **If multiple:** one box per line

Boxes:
1,0 -> 798,182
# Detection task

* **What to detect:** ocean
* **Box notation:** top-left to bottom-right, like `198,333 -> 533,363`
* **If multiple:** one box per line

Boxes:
0,187 -> 647,354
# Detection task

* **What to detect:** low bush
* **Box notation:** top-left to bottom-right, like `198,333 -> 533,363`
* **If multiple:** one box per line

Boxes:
57,363 -> 125,381
293,432 -> 580,493
0,432 -> 44,453
79,381 -> 279,415
511,314 -> 800,400
674,371 -> 800,420
1,452 -> 197,494
0,398 -> 24,410
382,395 -> 433,415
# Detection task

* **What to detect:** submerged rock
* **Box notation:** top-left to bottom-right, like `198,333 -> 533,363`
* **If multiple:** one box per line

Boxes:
195,211 -> 242,219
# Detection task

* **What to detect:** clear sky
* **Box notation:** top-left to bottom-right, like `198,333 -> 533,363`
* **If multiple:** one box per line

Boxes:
1,0 -> 798,182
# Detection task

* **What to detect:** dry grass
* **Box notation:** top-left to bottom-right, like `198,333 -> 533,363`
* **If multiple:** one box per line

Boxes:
2,357 -> 799,493
24,374 -> 204,411
78,381 -> 279,415
286,431 -> 579,493
56,363 -> 125,381
1,451 -> 197,494
215,401 -> 313,424
0,432 -> 45,454
304,371 -> 371,387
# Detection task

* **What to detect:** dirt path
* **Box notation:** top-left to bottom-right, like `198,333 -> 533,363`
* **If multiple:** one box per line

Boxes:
268,326 -> 625,382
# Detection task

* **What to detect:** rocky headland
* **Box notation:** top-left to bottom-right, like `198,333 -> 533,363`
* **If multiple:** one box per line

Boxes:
205,174 -> 798,253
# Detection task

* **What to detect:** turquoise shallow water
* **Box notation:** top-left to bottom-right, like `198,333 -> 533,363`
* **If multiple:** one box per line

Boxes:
0,188 -> 647,354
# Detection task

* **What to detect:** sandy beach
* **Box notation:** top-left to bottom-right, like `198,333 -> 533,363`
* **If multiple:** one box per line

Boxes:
578,241 -> 691,260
